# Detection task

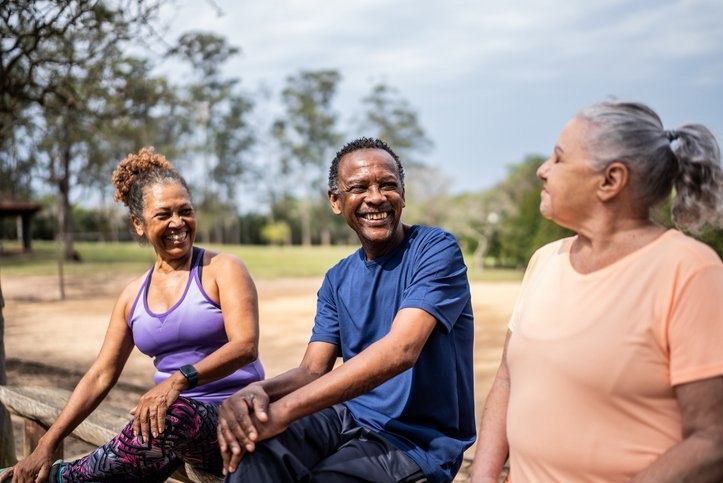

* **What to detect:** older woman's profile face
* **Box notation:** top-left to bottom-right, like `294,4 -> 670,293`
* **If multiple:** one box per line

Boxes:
536,117 -> 600,229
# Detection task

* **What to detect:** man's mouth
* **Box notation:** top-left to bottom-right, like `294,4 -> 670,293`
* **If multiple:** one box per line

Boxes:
359,212 -> 389,221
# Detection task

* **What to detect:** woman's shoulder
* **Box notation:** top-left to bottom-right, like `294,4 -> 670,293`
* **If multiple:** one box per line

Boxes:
115,271 -> 149,315
657,230 -> 722,267
198,248 -> 252,282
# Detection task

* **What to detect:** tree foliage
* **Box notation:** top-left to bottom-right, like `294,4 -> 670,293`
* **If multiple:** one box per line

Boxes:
272,69 -> 342,246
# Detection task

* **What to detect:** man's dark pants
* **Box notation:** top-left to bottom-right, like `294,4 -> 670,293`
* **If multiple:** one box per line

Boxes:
223,404 -> 426,483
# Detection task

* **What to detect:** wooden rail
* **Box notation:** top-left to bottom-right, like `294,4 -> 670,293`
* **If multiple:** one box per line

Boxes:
0,385 -> 220,482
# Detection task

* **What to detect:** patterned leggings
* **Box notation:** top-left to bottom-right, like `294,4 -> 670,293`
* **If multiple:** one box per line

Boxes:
58,397 -> 221,483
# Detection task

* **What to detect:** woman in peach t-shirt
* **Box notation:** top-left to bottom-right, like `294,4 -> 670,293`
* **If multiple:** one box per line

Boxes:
470,101 -> 723,483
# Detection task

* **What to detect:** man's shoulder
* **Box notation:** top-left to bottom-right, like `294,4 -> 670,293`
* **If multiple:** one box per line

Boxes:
408,225 -> 460,252
324,247 -> 363,277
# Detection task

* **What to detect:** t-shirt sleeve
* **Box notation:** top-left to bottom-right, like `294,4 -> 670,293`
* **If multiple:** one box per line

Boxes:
669,264 -> 723,386
310,273 -> 341,346
398,230 -> 471,333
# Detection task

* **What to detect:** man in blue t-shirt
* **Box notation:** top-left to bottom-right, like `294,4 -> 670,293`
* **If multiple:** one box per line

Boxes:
218,137 -> 475,483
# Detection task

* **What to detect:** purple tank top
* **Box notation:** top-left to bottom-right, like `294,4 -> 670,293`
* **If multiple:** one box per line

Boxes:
128,247 -> 264,404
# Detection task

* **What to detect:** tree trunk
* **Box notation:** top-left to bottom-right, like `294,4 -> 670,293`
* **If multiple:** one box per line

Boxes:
59,144 -> 75,261
301,207 -> 311,247
0,282 -> 18,466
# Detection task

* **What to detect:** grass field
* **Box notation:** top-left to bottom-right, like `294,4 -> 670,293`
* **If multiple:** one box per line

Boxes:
0,240 -> 523,281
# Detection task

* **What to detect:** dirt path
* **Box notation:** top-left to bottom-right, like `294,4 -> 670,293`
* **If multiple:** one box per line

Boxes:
1,272 -> 519,478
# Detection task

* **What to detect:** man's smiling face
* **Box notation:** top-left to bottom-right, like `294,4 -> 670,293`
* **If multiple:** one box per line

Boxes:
329,148 -> 406,259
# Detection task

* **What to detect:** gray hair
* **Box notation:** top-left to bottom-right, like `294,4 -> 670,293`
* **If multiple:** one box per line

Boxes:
577,101 -> 723,230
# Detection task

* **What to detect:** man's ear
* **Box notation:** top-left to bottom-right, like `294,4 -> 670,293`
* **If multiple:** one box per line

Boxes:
328,190 -> 342,215
132,216 -> 145,237
597,162 -> 628,202
401,187 -> 405,208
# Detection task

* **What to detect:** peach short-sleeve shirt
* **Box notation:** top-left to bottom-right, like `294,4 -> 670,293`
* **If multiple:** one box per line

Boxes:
506,230 -> 723,482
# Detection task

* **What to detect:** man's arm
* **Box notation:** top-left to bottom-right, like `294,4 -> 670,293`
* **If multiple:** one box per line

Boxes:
272,307 -> 437,425
216,340 -> 338,473
217,307 -> 437,474
631,375 -> 723,482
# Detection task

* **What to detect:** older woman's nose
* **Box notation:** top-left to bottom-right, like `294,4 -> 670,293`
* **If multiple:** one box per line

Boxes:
537,158 -> 551,180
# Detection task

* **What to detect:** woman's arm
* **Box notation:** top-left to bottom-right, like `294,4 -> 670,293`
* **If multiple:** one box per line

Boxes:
469,330 -> 512,483
1,285 -> 137,483
132,252 -> 261,442
631,375 -> 723,483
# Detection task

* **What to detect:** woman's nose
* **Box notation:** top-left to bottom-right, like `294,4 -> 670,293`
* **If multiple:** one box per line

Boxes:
537,158 -> 551,180
169,213 -> 184,226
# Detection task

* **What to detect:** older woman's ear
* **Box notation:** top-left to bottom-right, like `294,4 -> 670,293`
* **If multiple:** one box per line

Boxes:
597,162 -> 629,202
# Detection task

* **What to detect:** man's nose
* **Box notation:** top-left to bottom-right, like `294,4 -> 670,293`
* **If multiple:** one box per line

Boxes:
366,185 -> 385,203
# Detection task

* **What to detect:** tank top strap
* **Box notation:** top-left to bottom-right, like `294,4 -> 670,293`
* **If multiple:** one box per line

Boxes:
192,246 -> 205,281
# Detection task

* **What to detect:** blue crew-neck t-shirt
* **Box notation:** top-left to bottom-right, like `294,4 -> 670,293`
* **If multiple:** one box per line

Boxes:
311,225 -> 476,483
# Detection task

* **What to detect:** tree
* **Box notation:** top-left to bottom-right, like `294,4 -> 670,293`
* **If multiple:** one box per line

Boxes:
0,0 -> 163,147
355,81 -> 442,228
357,81 -> 432,166
2,0 -> 171,261
169,31 -> 256,243
272,69 -> 342,246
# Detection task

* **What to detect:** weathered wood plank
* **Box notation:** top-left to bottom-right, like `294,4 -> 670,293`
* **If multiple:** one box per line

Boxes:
23,419 -> 63,460
0,385 -> 221,482
0,386 -> 129,447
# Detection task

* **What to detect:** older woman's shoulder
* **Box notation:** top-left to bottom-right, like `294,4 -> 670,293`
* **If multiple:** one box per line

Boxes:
662,230 -> 722,266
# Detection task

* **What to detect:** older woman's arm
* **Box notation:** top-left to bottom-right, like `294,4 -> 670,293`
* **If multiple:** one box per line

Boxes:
631,375 -> 723,483
469,330 -> 512,483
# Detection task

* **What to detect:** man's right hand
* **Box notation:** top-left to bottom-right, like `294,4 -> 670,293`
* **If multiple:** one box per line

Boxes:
217,384 -> 270,474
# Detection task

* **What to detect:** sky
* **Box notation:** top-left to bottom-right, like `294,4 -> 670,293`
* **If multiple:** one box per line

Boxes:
158,0 -> 723,195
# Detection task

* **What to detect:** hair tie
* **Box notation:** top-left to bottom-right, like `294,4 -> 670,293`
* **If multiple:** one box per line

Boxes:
664,129 -> 679,142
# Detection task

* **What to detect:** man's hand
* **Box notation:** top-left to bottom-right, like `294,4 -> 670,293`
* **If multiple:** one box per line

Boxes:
130,378 -> 181,443
216,384 -> 272,474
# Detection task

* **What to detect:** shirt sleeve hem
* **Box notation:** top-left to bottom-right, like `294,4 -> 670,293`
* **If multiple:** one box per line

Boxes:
398,300 -> 452,333
671,363 -> 723,386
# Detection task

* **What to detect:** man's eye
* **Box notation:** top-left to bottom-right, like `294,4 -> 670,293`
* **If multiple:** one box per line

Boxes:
349,186 -> 366,193
381,183 -> 398,191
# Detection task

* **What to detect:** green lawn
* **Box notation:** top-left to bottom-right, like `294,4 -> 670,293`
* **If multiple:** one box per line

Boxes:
0,240 -> 522,282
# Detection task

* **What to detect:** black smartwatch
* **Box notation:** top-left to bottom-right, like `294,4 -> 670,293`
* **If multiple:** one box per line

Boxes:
179,364 -> 199,389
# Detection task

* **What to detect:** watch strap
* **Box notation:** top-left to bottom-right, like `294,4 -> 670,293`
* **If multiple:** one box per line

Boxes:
179,364 -> 199,389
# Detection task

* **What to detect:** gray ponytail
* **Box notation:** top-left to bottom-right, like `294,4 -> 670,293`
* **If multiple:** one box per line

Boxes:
577,101 -> 723,230
669,124 -> 723,230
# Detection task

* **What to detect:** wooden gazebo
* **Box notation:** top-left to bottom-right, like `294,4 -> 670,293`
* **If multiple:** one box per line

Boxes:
0,199 -> 42,252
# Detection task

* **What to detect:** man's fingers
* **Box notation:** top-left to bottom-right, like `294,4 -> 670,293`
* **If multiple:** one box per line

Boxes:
217,419 -> 249,474
252,396 -> 269,423
228,446 -> 245,475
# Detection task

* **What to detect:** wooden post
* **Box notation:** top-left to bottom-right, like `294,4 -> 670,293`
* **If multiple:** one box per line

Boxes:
23,420 -> 62,460
0,283 -> 18,466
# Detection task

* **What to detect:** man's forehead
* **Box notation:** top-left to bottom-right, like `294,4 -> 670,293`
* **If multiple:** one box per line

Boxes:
338,149 -> 398,176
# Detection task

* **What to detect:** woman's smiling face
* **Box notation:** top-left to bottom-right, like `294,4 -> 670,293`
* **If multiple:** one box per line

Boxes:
133,181 -> 196,260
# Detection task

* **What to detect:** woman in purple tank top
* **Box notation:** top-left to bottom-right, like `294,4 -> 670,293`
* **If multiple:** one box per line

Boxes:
1,147 -> 264,483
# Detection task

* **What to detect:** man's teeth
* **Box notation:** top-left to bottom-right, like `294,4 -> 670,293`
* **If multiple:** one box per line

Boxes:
363,212 -> 388,220
166,232 -> 187,241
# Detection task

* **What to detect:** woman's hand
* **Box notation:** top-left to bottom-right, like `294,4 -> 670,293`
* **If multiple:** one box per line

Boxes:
130,377 -> 182,443
0,445 -> 55,483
